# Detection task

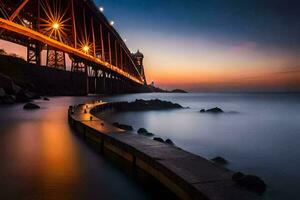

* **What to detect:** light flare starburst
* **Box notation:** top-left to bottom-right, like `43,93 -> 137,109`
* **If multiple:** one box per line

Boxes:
39,0 -> 71,43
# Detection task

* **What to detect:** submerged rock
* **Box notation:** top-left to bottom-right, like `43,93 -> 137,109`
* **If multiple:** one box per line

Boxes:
43,97 -> 50,101
113,122 -> 133,131
153,137 -> 164,143
171,89 -> 188,93
211,156 -> 228,165
137,128 -> 154,136
165,139 -> 174,145
232,172 -> 245,181
114,99 -> 184,112
138,128 -> 148,134
232,172 -> 266,194
206,107 -> 224,113
23,103 -> 40,110
201,107 -> 224,113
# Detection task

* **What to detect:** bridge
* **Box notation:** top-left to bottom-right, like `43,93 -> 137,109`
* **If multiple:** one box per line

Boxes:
0,0 -> 147,94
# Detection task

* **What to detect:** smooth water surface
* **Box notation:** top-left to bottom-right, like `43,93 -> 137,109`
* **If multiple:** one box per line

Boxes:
0,97 -> 154,200
98,93 -> 300,200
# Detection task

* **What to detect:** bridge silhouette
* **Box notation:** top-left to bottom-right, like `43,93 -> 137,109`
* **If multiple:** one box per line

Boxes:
0,0 -> 147,94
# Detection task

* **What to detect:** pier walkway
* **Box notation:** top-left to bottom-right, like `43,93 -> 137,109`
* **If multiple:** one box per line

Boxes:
68,101 -> 260,200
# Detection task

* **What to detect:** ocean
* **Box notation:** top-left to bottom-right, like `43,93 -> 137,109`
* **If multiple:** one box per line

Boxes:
0,93 -> 299,199
99,92 -> 300,200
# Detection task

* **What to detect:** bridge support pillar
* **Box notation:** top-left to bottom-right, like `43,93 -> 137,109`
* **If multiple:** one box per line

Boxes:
46,46 -> 66,70
27,41 -> 41,65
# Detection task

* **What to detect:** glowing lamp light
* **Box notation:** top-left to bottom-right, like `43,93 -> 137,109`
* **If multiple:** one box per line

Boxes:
99,7 -> 104,12
110,21 -> 114,26
124,38 -> 127,42
52,22 -> 60,30
82,45 -> 90,53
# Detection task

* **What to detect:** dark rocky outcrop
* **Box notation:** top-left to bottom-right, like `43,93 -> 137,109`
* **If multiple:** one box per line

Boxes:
153,137 -> 165,143
43,97 -> 50,101
206,107 -> 224,113
232,172 -> 266,194
171,89 -> 188,93
165,139 -> 174,145
113,122 -> 133,131
23,103 -> 40,110
114,99 -> 184,112
211,156 -> 228,165
0,73 -> 41,104
137,128 -> 154,136
153,137 -> 175,145
200,107 -> 224,113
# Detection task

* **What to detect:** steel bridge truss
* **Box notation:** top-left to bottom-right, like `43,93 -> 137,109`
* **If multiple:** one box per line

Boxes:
0,0 -> 146,84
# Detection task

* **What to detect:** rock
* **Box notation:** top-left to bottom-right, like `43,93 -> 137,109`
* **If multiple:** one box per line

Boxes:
211,156 -> 228,165
137,128 -> 154,136
1,95 -> 16,104
232,173 -> 266,194
12,83 -> 22,94
0,88 -> 6,97
232,172 -> 245,181
171,89 -> 188,93
153,137 -> 164,143
138,128 -> 148,134
23,103 -> 40,110
200,109 -> 206,113
43,97 -> 50,101
205,107 -> 224,113
0,73 -> 14,94
114,99 -> 184,111
165,139 -> 174,145
15,90 -> 31,102
113,122 -> 133,131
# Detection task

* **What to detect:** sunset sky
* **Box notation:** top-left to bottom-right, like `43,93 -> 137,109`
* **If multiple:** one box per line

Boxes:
1,0 -> 300,92
96,0 -> 300,92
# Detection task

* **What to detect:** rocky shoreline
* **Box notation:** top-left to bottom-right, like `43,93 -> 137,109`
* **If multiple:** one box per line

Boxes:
0,73 -> 40,104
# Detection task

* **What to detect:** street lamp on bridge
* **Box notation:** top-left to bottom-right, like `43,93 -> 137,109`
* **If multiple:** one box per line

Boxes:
52,22 -> 60,30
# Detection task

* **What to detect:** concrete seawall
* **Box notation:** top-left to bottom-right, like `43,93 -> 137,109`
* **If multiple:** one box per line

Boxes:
68,101 -> 260,200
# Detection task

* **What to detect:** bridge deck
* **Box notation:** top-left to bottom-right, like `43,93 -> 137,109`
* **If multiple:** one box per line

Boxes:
69,101 -> 260,200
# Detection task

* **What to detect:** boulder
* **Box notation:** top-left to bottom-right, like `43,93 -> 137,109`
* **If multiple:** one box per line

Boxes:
200,109 -> 206,113
137,128 -> 154,136
165,139 -> 174,145
232,172 -> 245,181
0,73 -> 14,94
12,83 -> 22,94
0,88 -> 6,97
114,99 -> 184,111
23,103 -> 40,110
211,156 -> 228,165
43,97 -> 50,101
171,89 -> 188,93
15,90 -> 31,102
113,122 -> 133,131
153,137 -> 164,143
205,107 -> 224,113
232,173 -> 266,194
1,95 -> 16,104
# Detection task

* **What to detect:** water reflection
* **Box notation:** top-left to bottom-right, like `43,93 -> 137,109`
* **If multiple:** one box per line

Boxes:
0,97 -> 152,200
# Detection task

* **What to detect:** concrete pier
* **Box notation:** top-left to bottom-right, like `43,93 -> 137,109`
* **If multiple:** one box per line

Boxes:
68,101 -> 261,200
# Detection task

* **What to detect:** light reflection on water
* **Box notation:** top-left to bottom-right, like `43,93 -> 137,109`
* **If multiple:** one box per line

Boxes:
99,93 -> 300,200
0,97 -> 153,200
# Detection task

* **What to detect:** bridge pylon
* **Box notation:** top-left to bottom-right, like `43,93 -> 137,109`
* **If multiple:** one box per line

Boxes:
46,46 -> 66,70
27,41 -> 41,65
